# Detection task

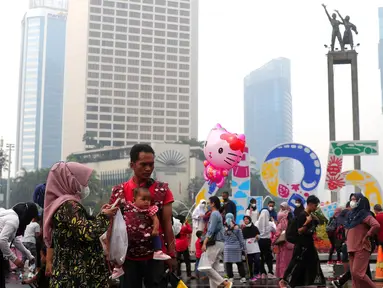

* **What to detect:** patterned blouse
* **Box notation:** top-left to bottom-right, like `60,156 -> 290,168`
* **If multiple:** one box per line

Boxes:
50,201 -> 110,288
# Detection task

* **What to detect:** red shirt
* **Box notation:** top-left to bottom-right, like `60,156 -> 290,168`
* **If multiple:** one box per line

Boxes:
175,223 -> 192,252
195,238 -> 203,259
110,178 -> 174,260
376,213 -> 383,243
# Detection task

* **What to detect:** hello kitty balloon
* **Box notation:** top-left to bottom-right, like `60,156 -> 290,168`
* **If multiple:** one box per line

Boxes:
203,124 -> 246,188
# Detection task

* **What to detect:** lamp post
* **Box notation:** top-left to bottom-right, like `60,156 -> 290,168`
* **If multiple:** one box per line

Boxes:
6,144 -> 15,208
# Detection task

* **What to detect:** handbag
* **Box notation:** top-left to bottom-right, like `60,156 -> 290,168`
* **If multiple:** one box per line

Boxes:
274,230 -> 286,245
201,233 -> 216,247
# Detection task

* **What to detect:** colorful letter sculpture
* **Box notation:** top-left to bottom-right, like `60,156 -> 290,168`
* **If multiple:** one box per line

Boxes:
203,124 -> 246,188
325,140 -> 382,206
231,146 -> 251,223
261,143 -> 321,206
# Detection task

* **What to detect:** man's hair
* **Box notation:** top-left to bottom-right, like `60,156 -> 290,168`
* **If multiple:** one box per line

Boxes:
209,196 -> 221,210
250,198 -> 256,203
130,144 -> 155,163
268,200 -> 275,205
222,191 -> 229,196
374,204 -> 383,212
133,187 -> 150,198
296,198 -> 302,203
346,201 -> 351,208
196,230 -> 203,238
306,195 -> 320,205
178,215 -> 186,224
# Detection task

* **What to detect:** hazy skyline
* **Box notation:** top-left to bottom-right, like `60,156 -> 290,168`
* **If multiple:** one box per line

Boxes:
1,0 -> 383,202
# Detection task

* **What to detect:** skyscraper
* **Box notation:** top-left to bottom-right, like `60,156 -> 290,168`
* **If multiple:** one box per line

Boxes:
379,8 -> 383,113
61,0 -> 198,159
15,0 -> 68,171
244,58 -> 293,178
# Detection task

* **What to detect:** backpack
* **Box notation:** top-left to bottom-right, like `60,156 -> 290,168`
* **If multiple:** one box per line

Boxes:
326,217 -> 337,234
334,224 -> 346,248
286,217 -> 298,244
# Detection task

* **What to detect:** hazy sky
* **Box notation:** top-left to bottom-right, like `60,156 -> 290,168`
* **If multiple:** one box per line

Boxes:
0,0 -> 383,202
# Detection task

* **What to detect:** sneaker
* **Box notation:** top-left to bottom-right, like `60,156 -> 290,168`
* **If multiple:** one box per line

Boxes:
336,260 -> 342,265
111,268 -> 124,280
250,277 -> 258,282
153,251 -> 171,260
228,278 -> 234,282
255,274 -> 261,279
267,273 -> 276,279
331,280 -> 342,288
240,277 -> 246,283
261,273 -> 267,279
224,280 -> 233,288
327,260 -> 334,265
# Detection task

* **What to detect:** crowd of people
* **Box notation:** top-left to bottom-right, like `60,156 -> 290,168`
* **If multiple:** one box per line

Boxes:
0,143 -> 380,288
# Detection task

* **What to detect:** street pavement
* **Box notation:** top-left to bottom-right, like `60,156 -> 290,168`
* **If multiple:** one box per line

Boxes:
5,264 -> 383,287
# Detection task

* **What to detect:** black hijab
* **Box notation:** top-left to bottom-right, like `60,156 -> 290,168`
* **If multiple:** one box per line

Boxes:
13,202 -> 38,236
345,193 -> 371,229
242,216 -> 260,239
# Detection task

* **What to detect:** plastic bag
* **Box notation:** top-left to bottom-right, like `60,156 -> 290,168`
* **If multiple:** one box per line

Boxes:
197,252 -> 211,272
172,217 -> 182,237
109,210 -> 128,265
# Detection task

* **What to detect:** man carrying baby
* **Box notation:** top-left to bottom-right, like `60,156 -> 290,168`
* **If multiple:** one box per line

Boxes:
109,144 -> 176,288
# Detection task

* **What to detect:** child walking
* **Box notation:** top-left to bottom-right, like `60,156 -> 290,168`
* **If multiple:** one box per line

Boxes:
195,231 -> 206,279
242,216 -> 261,281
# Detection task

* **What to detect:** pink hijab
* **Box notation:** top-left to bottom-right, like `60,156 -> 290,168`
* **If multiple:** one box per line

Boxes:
43,162 -> 93,247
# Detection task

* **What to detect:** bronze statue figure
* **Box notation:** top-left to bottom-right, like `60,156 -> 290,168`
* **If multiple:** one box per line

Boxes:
335,10 -> 358,50
322,4 -> 343,51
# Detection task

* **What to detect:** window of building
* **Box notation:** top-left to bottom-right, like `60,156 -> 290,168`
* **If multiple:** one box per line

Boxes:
100,106 -> 111,113
166,119 -> 177,125
100,115 -> 112,121
166,111 -> 177,117
166,135 -> 177,141
114,115 -> 125,122
100,132 -> 111,137
100,123 -> 112,129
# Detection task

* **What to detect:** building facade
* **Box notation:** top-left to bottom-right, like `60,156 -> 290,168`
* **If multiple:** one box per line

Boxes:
61,0 -> 198,160
15,0 -> 67,171
379,7 -> 383,113
244,58 -> 293,179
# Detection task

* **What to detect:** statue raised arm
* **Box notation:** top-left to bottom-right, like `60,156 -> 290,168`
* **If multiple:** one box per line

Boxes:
322,4 -> 343,51
335,10 -> 358,50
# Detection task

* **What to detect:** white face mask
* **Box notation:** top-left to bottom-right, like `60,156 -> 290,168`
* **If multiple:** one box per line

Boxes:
269,206 -> 274,211
245,223 -> 252,227
350,200 -> 357,209
295,203 -> 301,207
201,203 -> 206,207
80,186 -> 90,199
251,204 -> 256,208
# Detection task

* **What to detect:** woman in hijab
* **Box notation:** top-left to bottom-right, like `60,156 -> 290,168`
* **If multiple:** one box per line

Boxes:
255,209 -> 276,279
242,215 -> 260,281
273,202 -> 294,279
223,213 -> 246,283
33,183 -> 46,209
43,162 -> 118,287
344,193 -> 379,288
191,199 -> 206,252
0,202 -> 38,287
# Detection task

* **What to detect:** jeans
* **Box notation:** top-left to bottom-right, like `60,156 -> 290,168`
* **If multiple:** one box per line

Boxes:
259,238 -> 273,274
153,236 -> 162,251
195,258 -> 206,278
328,236 -> 341,261
176,249 -> 191,277
247,253 -> 261,278
121,259 -> 166,288
225,262 -> 246,279
22,242 -> 37,263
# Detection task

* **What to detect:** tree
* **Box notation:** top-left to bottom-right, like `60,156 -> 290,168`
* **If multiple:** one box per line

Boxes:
82,133 -> 104,151
179,138 -> 205,161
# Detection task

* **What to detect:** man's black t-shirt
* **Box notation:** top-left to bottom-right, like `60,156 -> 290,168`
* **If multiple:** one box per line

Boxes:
297,211 -> 316,245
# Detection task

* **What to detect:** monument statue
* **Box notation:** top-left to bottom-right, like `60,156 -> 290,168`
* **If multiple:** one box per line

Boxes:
335,10 -> 358,50
322,4 -> 343,51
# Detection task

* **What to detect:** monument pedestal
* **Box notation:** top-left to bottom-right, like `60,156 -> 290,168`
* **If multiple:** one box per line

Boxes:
327,50 -> 361,201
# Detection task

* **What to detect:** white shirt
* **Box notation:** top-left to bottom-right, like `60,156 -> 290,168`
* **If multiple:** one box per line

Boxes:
255,220 -> 276,239
22,222 -> 40,244
245,237 -> 260,254
245,209 -> 259,223
0,208 -> 33,262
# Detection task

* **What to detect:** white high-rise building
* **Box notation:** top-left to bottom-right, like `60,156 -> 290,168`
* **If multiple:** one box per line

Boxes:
61,0 -> 199,159
15,0 -> 68,171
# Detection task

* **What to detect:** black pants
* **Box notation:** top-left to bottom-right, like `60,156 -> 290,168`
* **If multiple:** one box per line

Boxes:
225,262 -> 246,279
121,259 -> 166,288
247,253 -> 261,278
0,251 -> 5,288
258,238 -> 273,274
176,249 -> 191,277
328,236 -> 341,261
